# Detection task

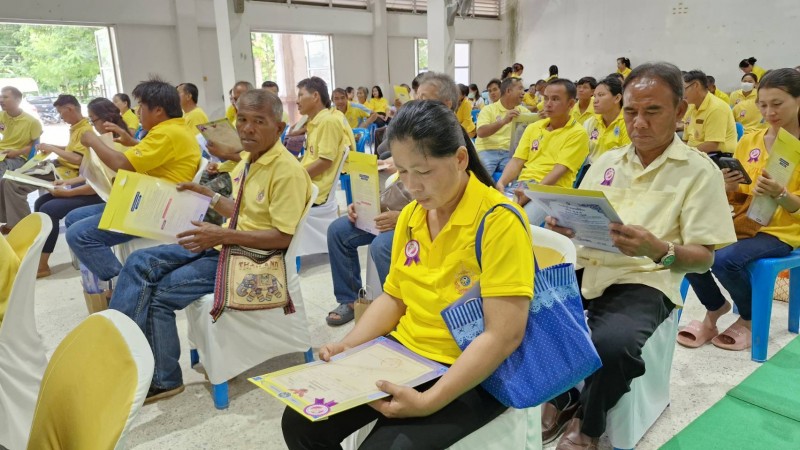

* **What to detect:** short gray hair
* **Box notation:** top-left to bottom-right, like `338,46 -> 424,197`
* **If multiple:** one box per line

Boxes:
417,72 -> 460,112
623,62 -> 684,107
237,89 -> 284,123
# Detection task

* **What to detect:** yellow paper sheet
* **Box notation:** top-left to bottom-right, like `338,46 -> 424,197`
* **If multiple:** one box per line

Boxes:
393,85 -> 411,105
80,133 -> 119,202
1,171 -> 55,190
747,128 -> 800,225
348,152 -> 381,235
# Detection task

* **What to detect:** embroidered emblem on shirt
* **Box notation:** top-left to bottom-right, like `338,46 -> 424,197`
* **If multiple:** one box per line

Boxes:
257,189 -> 265,202
614,126 -> 620,136
0,123 -> 5,132
454,267 -> 475,295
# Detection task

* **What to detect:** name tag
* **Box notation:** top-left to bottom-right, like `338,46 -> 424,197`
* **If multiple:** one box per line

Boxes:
695,119 -> 705,124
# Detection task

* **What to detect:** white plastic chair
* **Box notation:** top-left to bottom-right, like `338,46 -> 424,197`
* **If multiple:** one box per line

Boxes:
185,185 -> 318,409
26,310 -> 154,450
0,213 -> 52,450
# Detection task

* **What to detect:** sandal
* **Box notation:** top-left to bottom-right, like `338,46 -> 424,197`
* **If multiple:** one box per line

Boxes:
326,303 -> 355,327
676,320 -> 718,348
711,323 -> 752,351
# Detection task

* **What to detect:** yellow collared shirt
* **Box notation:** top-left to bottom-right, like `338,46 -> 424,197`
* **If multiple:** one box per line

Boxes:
122,109 -> 139,132
0,110 -> 42,157
123,117 -> 201,183
342,102 -> 370,129
583,112 -> 631,163
514,118 -> 589,187
183,107 -> 209,135
578,137 -> 736,305
366,97 -> 389,114
732,98 -> 766,134
713,89 -> 731,105
729,89 -> 757,107
302,108 -> 348,204
456,98 -> 476,135
571,100 -> 595,125
56,118 -> 94,179
618,67 -> 632,79
522,92 -> 538,109
687,92 -> 737,153
384,173 -> 534,364
0,234 -> 20,325
475,101 -> 529,151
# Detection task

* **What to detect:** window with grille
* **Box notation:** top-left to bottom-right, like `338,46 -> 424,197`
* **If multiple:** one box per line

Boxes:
388,1 -> 500,18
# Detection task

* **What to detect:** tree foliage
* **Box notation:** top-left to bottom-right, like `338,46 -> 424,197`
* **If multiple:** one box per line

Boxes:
251,32 -> 277,85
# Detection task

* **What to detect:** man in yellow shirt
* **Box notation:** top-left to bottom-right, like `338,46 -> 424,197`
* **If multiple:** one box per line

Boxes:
707,75 -> 731,105
543,62 -> 736,449
522,83 -> 539,112
571,76 -> 596,124
475,77 -> 529,174
496,79 -> 589,224
456,84 -> 476,138
332,88 -> 376,130
682,70 -> 737,158
66,78 -> 201,283
225,81 -> 253,127
297,76 -> 350,205
0,94 -> 91,232
177,82 -> 209,135
0,86 -> 42,176
109,89 -> 312,404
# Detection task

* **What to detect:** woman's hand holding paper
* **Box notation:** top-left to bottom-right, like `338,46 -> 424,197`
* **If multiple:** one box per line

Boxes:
752,170 -> 784,198
318,342 -> 351,362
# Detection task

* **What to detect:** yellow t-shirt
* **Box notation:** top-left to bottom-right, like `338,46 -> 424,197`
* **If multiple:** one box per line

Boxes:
686,92 -> 737,153
583,112 -> 631,163
571,100 -> 595,125
522,93 -> 538,110
732,98 -> 766,134
475,101 -> 529,151
225,105 -> 237,127
366,97 -> 389,114
302,108 -> 348,204
0,111 -> 42,157
729,89 -> 757,107
342,102 -> 370,129
123,117 -> 201,183
226,142 -> 312,235
713,89 -> 731,106
384,173 -> 534,364
183,107 -> 209,135
513,118 -> 589,187
0,234 -> 20,326
578,137 -> 737,305
734,129 -> 800,248
55,118 -> 94,179
618,67 -> 632,79
455,98 -> 476,136
121,109 -> 139,132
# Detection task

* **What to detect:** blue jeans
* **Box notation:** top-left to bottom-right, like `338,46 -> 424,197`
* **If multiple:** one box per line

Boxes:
109,244 -> 219,389
327,215 -> 394,304
477,149 -> 510,175
686,232 -> 792,321
65,203 -> 135,281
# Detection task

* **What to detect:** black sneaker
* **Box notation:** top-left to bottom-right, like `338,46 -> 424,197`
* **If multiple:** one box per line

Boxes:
144,385 -> 185,405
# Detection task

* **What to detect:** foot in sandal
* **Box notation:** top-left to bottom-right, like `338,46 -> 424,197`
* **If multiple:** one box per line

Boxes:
712,319 -> 752,351
676,302 -> 731,348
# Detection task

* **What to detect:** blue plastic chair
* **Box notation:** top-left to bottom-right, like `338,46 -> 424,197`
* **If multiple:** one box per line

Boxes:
747,249 -> 800,362
352,128 -> 368,153
28,138 -> 40,160
340,173 -> 353,205
367,123 -> 379,151
280,124 -> 289,144
471,109 -> 479,123
735,122 -> 744,141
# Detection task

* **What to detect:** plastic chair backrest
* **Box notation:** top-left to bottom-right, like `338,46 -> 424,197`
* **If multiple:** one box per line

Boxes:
352,128 -> 368,153
28,139 -> 40,161
530,225 -> 577,266
281,124 -> 289,143
322,147 -> 351,206
285,184 -> 319,271
471,109 -> 479,123
192,158 -> 210,184
735,122 -> 744,141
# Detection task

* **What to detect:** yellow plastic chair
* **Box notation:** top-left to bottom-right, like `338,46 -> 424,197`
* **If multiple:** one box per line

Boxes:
26,310 -> 154,450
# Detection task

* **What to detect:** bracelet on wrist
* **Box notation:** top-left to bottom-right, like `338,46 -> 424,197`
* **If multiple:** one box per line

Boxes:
774,188 -> 789,201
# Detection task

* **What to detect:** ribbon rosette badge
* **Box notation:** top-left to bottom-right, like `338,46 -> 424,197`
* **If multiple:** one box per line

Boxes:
748,148 -> 761,163
404,240 -> 421,266
303,398 -> 338,418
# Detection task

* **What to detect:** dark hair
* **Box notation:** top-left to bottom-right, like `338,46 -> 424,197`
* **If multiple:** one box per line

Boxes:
512,62 -> 524,72
386,100 -> 494,187
469,83 -> 479,93
113,93 -> 131,108
741,72 -> 758,83
547,78 -> 577,99
458,83 -> 469,97
739,57 -> 757,69
345,86 -> 354,94
177,82 -> 199,103
1,86 -> 22,99
332,87 -> 347,97
53,94 -> 80,108
707,75 -> 716,84
401,84 -> 411,93
297,76 -> 332,108
607,72 -> 625,83
758,68 -> 800,98
683,70 -> 709,90
261,80 -> 279,91
501,67 -> 513,79
412,73 -> 425,91
596,76 -> 624,106
617,57 -> 631,68
487,78 -> 501,90
132,77 -> 183,119
87,98 -> 131,138
500,77 -> 521,95
577,76 -> 598,89
371,85 -> 383,99
548,65 -> 559,76
624,62 -> 684,107
535,79 -> 546,87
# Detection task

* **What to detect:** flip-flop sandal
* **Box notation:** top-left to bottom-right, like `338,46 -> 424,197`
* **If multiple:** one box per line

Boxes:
711,323 -> 752,351
677,320 -> 718,348
326,303 -> 355,326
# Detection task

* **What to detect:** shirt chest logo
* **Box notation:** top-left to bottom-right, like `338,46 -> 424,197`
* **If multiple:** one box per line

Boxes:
739,110 -> 746,118
590,129 -> 599,140
614,126 -> 620,137
748,148 -> 761,163
600,168 -> 615,186
0,123 -> 5,132
454,267 -> 475,295
257,189 -> 266,202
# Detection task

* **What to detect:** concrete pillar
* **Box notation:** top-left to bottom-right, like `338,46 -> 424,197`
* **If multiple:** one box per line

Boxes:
212,0 -> 254,102
174,0 -> 205,106
427,0 -> 456,76
371,0 -> 390,94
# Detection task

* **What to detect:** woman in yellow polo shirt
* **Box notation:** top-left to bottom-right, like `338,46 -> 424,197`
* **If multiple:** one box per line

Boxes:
113,93 -> 139,134
729,72 -> 759,107
366,86 -> 390,115
616,57 -> 632,79
679,68 -> 800,351
739,57 -> 766,81
583,76 -> 630,163
282,100 -> 534,449
732,73 -> 766,133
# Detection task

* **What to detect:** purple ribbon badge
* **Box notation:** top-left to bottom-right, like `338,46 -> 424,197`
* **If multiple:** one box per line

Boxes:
590,129 -> 599,140
748,148 -> 761,163
600,168 -> 615,186
531,139 -> 540,151
404,240 -> 421,266
739,110 -> 746,118
303,398 -> 338,418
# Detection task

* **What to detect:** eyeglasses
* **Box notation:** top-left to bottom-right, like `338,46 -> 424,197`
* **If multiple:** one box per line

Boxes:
683,81 -> 698,91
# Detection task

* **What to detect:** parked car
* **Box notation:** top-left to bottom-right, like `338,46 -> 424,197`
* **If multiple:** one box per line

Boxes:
28,96 -> 61,124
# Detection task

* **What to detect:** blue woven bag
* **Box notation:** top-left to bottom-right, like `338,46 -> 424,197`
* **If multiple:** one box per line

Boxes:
441,204 -> 601,408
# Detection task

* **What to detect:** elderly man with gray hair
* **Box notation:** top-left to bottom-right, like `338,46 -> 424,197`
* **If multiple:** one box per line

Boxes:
474,77 -> 528,175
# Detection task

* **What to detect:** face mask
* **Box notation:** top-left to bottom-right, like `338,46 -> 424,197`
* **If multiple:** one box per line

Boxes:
468,93 -> 475,100
741,82 -> 754,92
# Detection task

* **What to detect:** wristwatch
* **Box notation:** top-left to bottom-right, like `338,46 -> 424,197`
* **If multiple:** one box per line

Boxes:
775,188 -> 789,201
656,242 -> 676,267
210,192 -> 222,209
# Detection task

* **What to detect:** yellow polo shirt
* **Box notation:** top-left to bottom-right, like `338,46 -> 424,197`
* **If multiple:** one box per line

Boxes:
0,234 -> 20,326
124,117 -> 201,183
342,102 -> 370,129
0,111 -> 42,157
577,137 -> 736,305
226,142 -> 312,235
183,107 -> 209,135
713,89 -> 731,105
618,67 -> 632,79
330,109 -> 357,154
121,109 -> 139,132
734,129 -> 800,248
522,92 -> 538,110
571,100 -> 595,125
303,108 -> 347,204
686,92 -> 737,153
752,66 -> 767,82
56,118 -> 94,179
456,98 -> 476,136
514,118 -> 589,187
583,112 -> 631,162
384,173 -> 534,364
729,89 -> 757,107
475,101 -> 529,151
366,97 -> 389,114
732,98 -> 766,134
225,105 -> 237,126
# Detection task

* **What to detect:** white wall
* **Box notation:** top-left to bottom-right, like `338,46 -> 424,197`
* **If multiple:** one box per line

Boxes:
513,0 -> 800,93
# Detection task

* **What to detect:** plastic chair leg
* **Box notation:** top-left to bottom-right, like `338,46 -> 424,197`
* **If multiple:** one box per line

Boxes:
213,382 -> 230,410
750,266 -> 776,363
304,348 -> 314,363
190,349 -> 199,367
789,267 -> 800,334
296,257 -> 301,273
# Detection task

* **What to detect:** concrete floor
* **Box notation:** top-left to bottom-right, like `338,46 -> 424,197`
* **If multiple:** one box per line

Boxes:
33,234 -> 796,450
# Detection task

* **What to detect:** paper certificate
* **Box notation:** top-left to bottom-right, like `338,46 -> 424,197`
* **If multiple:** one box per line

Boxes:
249,337 -> 448,421
1,171 -> 55,190
747,128 -> 800,225
394,85 -> 411,105
348,152 -> 381,235
525,184 -> 624,253
196,118 -> 243,151
81,133 -> 119,202
509,113 -> 540,153
98,170 -> 211,242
